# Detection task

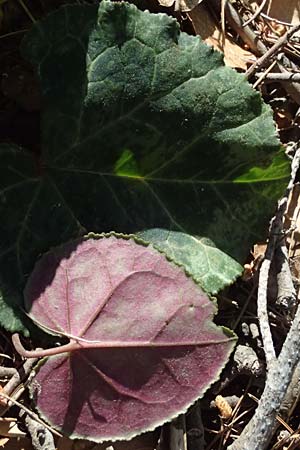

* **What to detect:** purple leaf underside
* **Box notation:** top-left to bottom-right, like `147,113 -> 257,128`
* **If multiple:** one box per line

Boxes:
26,235 -> 235,441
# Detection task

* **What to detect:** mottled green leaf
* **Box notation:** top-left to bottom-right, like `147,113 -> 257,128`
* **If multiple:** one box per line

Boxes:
0,1 -> 289,331
137,229 -> 242,294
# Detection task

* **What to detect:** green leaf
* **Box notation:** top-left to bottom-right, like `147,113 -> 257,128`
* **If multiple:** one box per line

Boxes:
137,229 -> 242,294
0,283 -> 29,335
0,1 -> 289,331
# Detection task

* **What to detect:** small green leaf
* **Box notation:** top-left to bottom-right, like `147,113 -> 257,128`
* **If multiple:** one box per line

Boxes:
137,229 -> 243,294
0,283 -> 29,335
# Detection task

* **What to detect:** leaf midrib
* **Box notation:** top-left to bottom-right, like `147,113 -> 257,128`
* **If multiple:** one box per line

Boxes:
47,166 -> 288,184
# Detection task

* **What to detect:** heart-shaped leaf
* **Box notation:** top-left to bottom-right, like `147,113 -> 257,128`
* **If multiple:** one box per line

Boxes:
0,1 -> 289,332
23,234 -> 235,441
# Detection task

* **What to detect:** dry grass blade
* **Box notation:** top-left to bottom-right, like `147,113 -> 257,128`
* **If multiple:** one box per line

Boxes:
0,392 -> 61,438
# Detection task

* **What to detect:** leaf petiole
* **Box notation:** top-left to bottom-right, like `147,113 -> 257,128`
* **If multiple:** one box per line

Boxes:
12,333 -> 236,359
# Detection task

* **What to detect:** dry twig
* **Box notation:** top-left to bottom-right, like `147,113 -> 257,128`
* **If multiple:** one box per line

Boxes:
0,357 -> 38,416
0,392 -> 61,437
243,0 -> 269,28
209,1 -> 300,104
246,23 -> 300,79
255,72 -> 300,82
2,357 -> 37,397
253,60 -> 277,88
209,0 -> 268,55
260,12 -> 293,28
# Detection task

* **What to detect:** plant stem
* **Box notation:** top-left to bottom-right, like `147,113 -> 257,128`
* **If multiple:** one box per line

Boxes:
12,333 -> 236,358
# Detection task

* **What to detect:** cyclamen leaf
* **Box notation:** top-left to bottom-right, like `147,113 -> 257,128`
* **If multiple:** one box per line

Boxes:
0,1 -> 289,332
137,229 -> 242,294
25,235 -> 236,441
